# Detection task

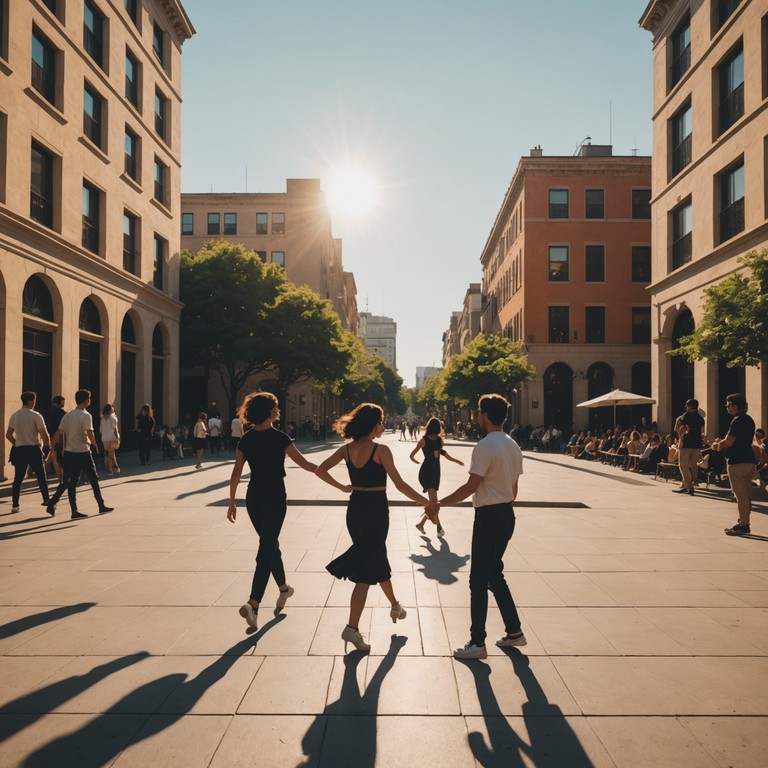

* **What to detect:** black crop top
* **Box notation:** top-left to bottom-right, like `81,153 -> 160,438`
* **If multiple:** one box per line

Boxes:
346,444 -> 387,487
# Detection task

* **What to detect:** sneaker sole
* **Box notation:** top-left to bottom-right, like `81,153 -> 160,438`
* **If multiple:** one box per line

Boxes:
496,636 -> 527,647
238,605 -> 259,630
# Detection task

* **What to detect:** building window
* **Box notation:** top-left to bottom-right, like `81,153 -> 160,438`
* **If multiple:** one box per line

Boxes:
224,212 -> 237,234
632,189 -> 651,219
256,212 -> 268,234
671,200 -> 692,270
153,234 -> 165,290
125,50 -> 139,108
123,211 -> 137,274
41,0 -> 57,14
548,245 -> 569,281
548,189 -> 568,218
30,141 -> 54,228
670,102 -> 692,177
585,245 -> 605,282
632,246 -> 652,283
207,212 -> 220,235
548,306 -> 569,343
256,250 -> 266,262
154,90 -> 167,142
152,21 -> 165,68
124,0 -> 138,26
670,14 -> 691,88
31,29 -> 57,105
271,251 -> 285,267
718,43 -> 744,135
716,0 -> 741,32
83,85 -> 103,149
585,189 -> 604,219
719,160 -> 745,243
82,181 -> 100,254
83,1 -> 105,70
272,212 -> 285,234
124,127 -> 138,180
632,307 -> 651,344
585,306 -> 606,344
153,158 -> 167,206
181,212 -> 193,236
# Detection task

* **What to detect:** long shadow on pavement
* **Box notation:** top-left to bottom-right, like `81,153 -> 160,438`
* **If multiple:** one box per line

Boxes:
459,649 -> 595,768
410,536 -> 469,585
0,603 -> 96,640
297,634 -> 407,767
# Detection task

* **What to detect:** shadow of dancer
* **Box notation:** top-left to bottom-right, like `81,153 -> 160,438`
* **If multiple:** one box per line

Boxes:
20,637 -> 257,768
409,537 -> 470,585
0,602 -> 96,640
298,634 -> 407,767
459,649 -> 596,768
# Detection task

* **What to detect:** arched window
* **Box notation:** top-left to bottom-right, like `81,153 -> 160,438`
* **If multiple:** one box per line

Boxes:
79,297 -> 102,334
671,309 -> 694,419
543,362 -> 573,433
22,277 -> 56,408
22,276 -> 54,321
78,298 -> 104,418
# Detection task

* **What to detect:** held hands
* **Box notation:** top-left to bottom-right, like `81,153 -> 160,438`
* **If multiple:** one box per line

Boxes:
341,484 -> 353,494
424,501 -> 440,520
227,500 -> 237,523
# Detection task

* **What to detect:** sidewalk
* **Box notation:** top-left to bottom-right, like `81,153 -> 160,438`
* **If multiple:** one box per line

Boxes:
0,434 -> 766,767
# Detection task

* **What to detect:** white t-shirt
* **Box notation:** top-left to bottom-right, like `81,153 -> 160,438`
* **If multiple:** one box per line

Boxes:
208,417 -> 222,437
230,417 -> 244,438
8,407 -> 46,446
194,421 -> 208,439
59,408 -> 94,453
100,413 -> 119,442
469,430 -> 523,507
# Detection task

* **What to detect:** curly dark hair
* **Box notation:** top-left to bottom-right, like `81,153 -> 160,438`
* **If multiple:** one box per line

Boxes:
334,403 -> 384,440
425,417 -> 442,436
238,392 -> 278,426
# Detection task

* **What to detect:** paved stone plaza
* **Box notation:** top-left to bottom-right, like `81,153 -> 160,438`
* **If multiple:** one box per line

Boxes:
1,433 -> 767,767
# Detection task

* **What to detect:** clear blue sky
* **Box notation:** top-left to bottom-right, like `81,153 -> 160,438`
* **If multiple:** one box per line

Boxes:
179,0 -> 653,387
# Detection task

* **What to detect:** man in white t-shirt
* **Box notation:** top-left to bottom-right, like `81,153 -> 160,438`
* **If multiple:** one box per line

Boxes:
208,414 -> 223,453
229,414 -> 244,451
47,389 -> 113,519
435,393 -> 525,659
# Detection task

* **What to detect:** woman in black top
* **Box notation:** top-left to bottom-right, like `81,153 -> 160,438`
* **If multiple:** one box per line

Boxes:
316,403 -> 431,652
135,404 -> 155,466
409,417 -> 464,537
227,392 -> 319,632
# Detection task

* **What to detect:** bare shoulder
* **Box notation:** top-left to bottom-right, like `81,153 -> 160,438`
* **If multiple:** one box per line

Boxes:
375,443 -> 393,461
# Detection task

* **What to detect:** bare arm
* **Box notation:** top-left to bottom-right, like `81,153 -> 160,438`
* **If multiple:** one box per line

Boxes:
50,428 -> 62,449
715,435 -> 735,450
409,439 -> 424,463
38,427 -> 51,449
285,443 -> 318,473
438,473 -> 483,507
377,445 -> 429,506
227,450 -> 247,522
316,446 -> 352,493
442,450 -> 464,466
5,427 -> 14,445
86,429 -> 98,453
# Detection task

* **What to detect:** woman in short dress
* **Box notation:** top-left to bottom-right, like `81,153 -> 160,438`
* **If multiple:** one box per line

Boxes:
410,417 -> 464,537
316,403 -> 431,653
193,412 -> 209,468
100,403 -> 121,476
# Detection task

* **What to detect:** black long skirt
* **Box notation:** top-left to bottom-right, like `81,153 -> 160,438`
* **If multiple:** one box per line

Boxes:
326,490 -> 391,584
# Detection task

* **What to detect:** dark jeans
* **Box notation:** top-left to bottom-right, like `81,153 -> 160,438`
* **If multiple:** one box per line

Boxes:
469,502 -> 521,646
49,451 -> 105,512
11,445 -> 49,506
246,487 -> 287,603
139,436 -> 152,465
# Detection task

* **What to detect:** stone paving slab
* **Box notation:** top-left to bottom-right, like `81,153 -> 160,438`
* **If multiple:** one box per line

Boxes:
1,434 -> 767,766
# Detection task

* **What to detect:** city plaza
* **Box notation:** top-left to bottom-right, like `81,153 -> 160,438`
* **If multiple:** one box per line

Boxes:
0,434 -> 766,767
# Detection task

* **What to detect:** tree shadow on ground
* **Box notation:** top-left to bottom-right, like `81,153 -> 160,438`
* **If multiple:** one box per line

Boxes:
410,537 -> 469,585
0,603 -> 96,640
297,634 -> 407,767
459,649 -> 595,768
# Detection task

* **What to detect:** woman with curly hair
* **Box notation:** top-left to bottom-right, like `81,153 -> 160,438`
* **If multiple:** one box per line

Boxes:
316,403 -> 432,652
227,392 -> 321,632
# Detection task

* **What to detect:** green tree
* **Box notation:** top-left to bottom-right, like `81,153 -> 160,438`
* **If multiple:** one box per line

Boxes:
367,355 -> 405,415
441,333 -> 536,408
672,249 -> 768,367
179,241 -> 285,415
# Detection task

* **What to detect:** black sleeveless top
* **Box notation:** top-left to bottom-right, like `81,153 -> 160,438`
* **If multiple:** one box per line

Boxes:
346,444 -> 387,487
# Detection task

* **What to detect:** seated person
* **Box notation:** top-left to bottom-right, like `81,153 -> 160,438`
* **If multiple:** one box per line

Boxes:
636,434 -> 666,473
579,431 -> 599,461
165,426 -> 184,459
664,433 -> 679,464
622,430 -> 641,469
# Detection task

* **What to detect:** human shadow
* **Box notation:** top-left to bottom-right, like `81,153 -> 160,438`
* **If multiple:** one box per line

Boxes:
459,649 -> 595,767
0,603 -> 96,640
297,634 -> 407,767
0,521 -> 77,540
19,637 -> 256,768
410,537 -> 469,585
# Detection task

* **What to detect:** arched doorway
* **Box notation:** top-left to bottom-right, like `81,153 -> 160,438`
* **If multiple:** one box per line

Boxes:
717,361 -> 745,437
120,314 -> 138,446
79,298 -> 103,420
670,310 -> 695,422
543,362 -> 573,433
587,362 -> 613,431
151,324 -> 165,425
22,276 -> 56,410
631,361 -> 652,429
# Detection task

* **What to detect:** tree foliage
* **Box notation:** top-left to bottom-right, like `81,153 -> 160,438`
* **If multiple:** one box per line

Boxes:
673,249 -> 768,368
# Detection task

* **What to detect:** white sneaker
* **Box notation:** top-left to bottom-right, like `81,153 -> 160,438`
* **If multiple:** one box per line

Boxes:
275,585 -> 294,612
495,631 -> 527,647
437,526 -> 445,537
453,642 -> 488,659
11,506 -> 20,513
238,603 -> 259,630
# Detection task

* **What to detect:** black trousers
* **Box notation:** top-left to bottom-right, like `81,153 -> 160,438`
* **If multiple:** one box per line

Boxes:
246,487 -> 287,603
49,451 -> 105,512
11,445 -> 49,506
469,502 -> 522,646
138,436 -> 152,464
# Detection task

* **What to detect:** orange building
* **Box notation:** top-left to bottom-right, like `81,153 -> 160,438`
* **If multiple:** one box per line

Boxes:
480,146 -> 652,431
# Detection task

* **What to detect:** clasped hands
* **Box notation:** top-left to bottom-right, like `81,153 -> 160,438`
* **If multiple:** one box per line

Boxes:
424,500 -> 440,521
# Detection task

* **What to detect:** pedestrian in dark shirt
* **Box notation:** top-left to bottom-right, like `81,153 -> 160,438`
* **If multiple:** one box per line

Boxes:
135,404 -> 155,466
674,398 -> 705,495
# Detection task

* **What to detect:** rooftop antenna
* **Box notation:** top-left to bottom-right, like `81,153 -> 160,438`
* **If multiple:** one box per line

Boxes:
631,137 -> 638,157
609,100 -> 612,146
245,166 -> 248,193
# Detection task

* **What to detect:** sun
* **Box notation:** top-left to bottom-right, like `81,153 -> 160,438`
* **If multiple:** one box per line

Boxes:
325,168 -> 378,220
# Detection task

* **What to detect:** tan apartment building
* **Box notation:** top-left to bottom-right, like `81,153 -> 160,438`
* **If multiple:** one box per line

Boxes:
180,181 -> 359,424
480,146 -> 653,431
640,0 -> 767,435
0,0 -> 194,475
358,311 -> 396,370
442,311 -> 461,366
458,283 -> 482,350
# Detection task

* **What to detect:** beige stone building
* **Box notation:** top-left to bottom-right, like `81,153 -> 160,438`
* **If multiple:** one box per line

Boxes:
442,311 -> 462,366
640,0 -> 767,435
180,181 -> 359,424
358,311 -> 396,370
0,0 -> 194,475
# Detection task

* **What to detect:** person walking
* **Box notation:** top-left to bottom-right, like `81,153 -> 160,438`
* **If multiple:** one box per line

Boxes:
5,391 -> 52,513
229,413 -> 244,451
208,413 -> 223,454
47,389 -> 113,519
227,392 -> 318,631
100,404 -> 121,476
135,404 -> 155,466
315,403 -> 432,653
714,393 -> 758,536
433,393 -> 526,659
410,417 -> 464,537
45,395 -> 67,481
674,398 -> 705,495
193,412 -> 208,468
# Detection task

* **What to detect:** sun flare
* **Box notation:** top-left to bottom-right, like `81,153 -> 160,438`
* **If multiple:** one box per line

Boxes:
325,168 -> 378,219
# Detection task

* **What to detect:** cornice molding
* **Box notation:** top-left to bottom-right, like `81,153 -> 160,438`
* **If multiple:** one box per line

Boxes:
639,0 -> 678,35
157,0 -> 196,44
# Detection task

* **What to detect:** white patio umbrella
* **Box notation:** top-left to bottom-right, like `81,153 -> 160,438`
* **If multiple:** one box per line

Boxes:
576,388 -> 656,428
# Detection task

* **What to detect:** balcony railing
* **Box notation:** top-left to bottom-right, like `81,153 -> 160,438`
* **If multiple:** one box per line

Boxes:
671,133 -> 692,176
719,197 -> 744,243
670,43 -> 690,86
671,232 -> 692,271
30,191 -> 53,228
719,82 -> 744,134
